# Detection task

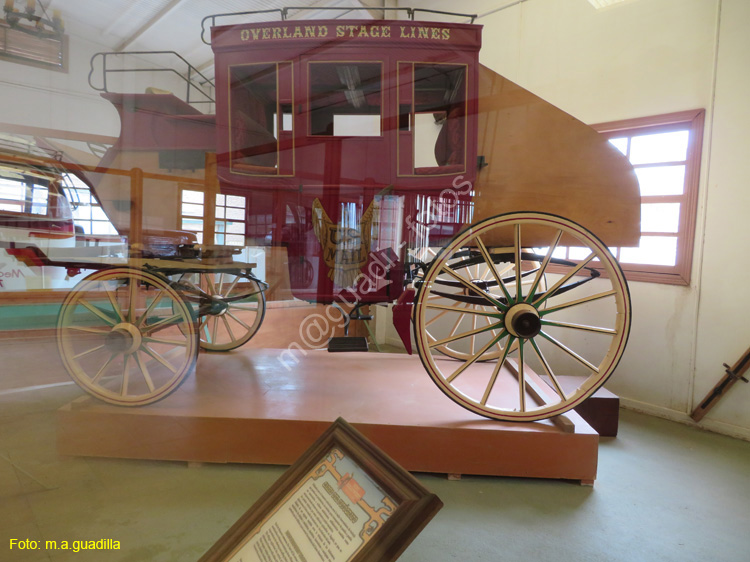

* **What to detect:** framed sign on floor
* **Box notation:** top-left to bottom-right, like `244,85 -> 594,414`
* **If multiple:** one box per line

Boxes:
199,418 -> 443,562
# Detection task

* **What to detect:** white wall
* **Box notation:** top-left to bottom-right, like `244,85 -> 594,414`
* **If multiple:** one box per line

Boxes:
406,0 -> 749,439
0,32 -> 121,135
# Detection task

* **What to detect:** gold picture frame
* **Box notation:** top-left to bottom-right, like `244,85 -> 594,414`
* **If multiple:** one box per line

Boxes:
199,418 -> 443,562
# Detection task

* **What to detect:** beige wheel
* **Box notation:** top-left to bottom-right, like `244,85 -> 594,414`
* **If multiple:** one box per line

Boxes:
414,212 -> 631,422
172,272 -> 265,352
57,267 -> 199,406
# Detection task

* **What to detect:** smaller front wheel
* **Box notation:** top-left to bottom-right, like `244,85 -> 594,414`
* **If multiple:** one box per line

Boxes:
57,268 -> 199,406
173,272 -> 266,352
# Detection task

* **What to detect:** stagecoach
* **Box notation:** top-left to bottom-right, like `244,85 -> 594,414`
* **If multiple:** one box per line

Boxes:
10,7 -> 641,421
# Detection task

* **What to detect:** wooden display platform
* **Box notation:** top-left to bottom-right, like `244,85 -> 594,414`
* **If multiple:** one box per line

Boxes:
57,350 -> 600,484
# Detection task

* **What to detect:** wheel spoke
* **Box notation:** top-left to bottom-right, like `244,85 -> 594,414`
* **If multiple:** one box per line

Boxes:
205,274 -> 218,296
518,340 -> 526,412
430,321 -> 506,349
143,313 -> 185,334
480,336 -> 516,405
528,338 -> 567,400
68,325 -> 111,335
224,275 -> 241,296
474,236 -> 513,307
514,223 -> 522,300
103,283 -> 125,323
228,302 -> 260,311
128,276 -> 138,323
525,230 -> 562,303
541,289 -> 617,314
73,344 -> 105,359
440,265 -> 506,310
136,290 -> 165,328
78,299 -> 117,326
426,303 -> 499,318
201,317 -> 211,343
143,336 -> 188,347
135,351 -> 156,392
226,311 -> 251,331
221,315 -> 236,342
120,354 -> 131,396
445,331 -> 508,384
141,344 -> 178,374
425,307 -> 451,327
91,353 -> 116,384
541,319 -> 617,335
538,331 -> 599,373
470,305 -> 477,355
212,311 -> 219,343
533,253 -> 596,307
218,273 -> 225,295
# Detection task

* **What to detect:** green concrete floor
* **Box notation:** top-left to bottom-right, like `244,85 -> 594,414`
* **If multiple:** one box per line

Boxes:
1,383 -> 749,562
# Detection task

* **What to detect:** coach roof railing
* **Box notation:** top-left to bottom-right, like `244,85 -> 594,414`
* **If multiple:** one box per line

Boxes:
200,6 -> 477,45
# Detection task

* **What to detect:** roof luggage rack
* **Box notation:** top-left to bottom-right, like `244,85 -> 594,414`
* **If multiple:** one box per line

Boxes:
200,6 -> 477,45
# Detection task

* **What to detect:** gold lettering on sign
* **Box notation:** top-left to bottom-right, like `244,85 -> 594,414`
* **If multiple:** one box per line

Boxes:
240,24 -> 451,42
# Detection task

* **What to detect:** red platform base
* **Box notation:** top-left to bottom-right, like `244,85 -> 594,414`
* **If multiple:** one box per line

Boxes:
57,350 -> 599,484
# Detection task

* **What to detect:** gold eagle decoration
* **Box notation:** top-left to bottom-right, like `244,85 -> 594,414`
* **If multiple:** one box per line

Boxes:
312,198 -> 375,289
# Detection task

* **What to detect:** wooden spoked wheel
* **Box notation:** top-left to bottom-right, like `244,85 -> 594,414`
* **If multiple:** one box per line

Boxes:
57,267 -> 199,406
174,272 -> 266,352
414,212 -> 631,422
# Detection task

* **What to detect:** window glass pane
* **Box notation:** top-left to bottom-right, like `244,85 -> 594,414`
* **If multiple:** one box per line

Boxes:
216,193 -> 225,206
634,165 -> 685,196
226,221 -> 244,234
73,205 -> 92,221
608,137 -> 628,155
30,186 -> 48,214
181,218 -> 203,232
182,190 -> 204,204
0,180 -> 24,201
333,114 -> 381,136
214,233 -> 225,245
226,234 -> 245,246
641,203 -> 680,233
91,206 -> 109,221
216,207 -> 225,219
310,62 -> 381,136
181,203 -> 203,217
226,207 -> 244,220
91,221 -> 117,235
69,188 -> 92,205
620,236 -> 678,266
226,195 -> 245,207
629,130 -> 689,165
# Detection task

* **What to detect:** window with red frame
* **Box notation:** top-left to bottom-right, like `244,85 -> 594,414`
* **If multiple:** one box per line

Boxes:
535,110 -> 704,286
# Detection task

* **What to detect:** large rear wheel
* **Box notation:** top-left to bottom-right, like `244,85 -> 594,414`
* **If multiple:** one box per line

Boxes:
414,212 -> 631,422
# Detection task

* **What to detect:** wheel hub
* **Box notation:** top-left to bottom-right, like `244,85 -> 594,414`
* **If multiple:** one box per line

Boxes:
504,303 -> 541,339
104,323 -> 143,354
208,295 -> 229,316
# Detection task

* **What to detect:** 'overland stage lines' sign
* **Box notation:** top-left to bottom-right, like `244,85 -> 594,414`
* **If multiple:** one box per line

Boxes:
213,21 -> 481,49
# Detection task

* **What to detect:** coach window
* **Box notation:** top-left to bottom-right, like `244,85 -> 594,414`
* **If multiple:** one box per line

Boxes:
228,63 -> 281,174
412,64 -> 466,174
308,62 -> 382,137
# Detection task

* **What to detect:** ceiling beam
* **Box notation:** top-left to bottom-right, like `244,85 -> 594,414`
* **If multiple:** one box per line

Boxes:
115,0 -> 187,52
